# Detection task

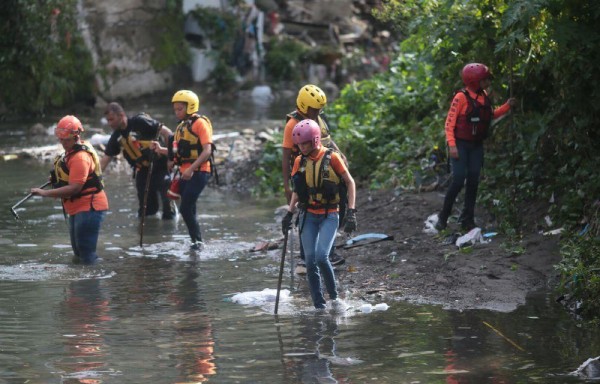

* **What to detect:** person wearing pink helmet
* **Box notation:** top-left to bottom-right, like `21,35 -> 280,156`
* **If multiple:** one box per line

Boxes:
436,63 -> 517,231
282,119 -> 357,310
31,115 -> 109,265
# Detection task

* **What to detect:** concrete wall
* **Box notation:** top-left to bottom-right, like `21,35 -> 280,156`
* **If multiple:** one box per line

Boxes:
77,0 -> 174,101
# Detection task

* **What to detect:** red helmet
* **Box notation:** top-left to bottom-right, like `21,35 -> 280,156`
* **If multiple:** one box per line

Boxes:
292,119 -> 321,148
461,63 -> 492,89
55,115 -> 83,139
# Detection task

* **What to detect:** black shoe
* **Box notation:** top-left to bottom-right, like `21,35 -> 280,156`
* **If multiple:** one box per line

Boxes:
190,241 -> 204,251
461,220 -> 476,231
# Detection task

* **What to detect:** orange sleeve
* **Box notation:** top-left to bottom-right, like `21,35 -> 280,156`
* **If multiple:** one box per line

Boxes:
290,155 -> 301,176
189,117 -> 213,173
63,151 -> 109,215
192,118 -> 213,145
330,152 -> 349,177
493,102 -> 511,119
67,151 -> 92,185
282,118 -> 298,149
444,93 -> 467,147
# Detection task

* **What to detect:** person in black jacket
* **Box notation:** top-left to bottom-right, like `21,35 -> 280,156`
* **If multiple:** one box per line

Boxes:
100,102 -> 174,219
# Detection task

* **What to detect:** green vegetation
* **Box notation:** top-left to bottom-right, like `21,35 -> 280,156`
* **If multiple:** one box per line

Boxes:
0,0 -> 95,114
255,0 -> 600,321
324,0 -> 600,320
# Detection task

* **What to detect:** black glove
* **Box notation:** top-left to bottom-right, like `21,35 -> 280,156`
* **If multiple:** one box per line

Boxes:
282,211 -> 294,235
344,208 -> 357,233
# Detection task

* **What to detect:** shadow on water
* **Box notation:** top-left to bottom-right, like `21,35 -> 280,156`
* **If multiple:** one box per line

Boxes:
1,97 -> 600,383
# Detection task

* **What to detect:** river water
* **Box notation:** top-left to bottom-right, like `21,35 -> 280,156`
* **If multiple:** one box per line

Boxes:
0,95 -> 598,383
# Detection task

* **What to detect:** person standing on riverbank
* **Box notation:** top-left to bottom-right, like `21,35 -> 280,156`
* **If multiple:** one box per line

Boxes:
282,119 -> 357,310
31,115 -> 109,265
281,84 -> 346,266
100,102 -> 174,220
436,63 -> 516,231
153,90 -> 213,251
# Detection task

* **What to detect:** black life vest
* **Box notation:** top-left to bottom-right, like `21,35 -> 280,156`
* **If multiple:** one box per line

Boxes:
454,89 -> 493,141
118,113 -> 161,169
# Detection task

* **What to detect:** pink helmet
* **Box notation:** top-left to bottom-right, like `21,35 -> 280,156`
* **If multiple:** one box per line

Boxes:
461,63 -> 492,89
292,119 -> 321,148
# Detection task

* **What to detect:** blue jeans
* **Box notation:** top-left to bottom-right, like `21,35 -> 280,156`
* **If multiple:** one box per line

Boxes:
300,212 -> 339,309
68,210 -> 106,265
440,139 -> 484,224
179,171 -> 209,243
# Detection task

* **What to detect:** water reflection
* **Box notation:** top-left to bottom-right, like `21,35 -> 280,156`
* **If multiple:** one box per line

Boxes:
58,278 -> 112,383
3,97 -> 600,383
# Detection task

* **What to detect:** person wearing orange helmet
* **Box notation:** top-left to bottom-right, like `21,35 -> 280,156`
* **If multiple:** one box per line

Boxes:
436,63 -> 517,231
152,90 -> 214,251
100,102 -> 174,220
31,115 -> 109,265
282,84 -> 346,267
281,119 -> 357,310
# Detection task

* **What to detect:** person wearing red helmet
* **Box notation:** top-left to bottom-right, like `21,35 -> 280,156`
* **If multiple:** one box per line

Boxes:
31,115 -> 109,265
282,119 -> 357,310
436,63 -> 517,231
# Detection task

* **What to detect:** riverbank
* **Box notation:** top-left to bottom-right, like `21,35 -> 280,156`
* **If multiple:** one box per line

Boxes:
327,188 -> 562,312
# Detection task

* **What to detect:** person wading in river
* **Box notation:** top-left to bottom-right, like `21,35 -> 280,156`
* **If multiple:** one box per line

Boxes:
282,119 -> 357,310
281,84 -> 346,267
152,90 -> 214,251
100,102 -> 174,220
436,63 -> 516,231
31,115 -> 109,265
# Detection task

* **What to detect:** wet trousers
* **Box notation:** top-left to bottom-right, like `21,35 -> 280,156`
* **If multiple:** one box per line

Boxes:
179,171 -> 210,243
440,139 -> 484,225
135,166 -> 173,218
68,209 -> 106,265
300,211 -> 339,309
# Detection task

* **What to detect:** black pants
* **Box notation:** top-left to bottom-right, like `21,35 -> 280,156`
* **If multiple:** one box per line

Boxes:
439,139 -> 484,225
135,166 -> 173,217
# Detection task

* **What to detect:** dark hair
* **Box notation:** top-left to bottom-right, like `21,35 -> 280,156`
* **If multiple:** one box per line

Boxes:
105,102 -> 125,116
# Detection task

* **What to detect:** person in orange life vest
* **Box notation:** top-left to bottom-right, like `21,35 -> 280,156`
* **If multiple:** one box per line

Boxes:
152,90 -> 213,251
281,84 -> 346,265
282,119 -> 357,309
100,102 -> 174,219
436,63 -> 517,231
31,115 -> 109,265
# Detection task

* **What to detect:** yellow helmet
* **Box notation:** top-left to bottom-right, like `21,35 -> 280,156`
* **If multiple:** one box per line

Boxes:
296,84 -> 327,114
171,90 -> 199,114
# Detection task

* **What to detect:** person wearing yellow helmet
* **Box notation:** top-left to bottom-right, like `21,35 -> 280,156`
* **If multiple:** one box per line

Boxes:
282,84 -> 347,267
100,102 -> 174,220
153,90 -> 214,251
31,115 -> 109,265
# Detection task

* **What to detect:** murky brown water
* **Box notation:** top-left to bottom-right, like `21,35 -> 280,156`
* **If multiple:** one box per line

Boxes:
1,96 -> 599,383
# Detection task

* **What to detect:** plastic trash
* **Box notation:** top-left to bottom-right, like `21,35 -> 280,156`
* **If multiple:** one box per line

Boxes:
455,227 -> 486,248
373,303 -> 389,311
360,304 -> 372,313
483,232 -> 498,238
543,227 -> 564,236
423,213 -> 439,234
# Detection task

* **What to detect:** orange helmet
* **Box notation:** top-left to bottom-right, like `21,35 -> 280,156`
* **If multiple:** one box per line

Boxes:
55,115 -> 83,139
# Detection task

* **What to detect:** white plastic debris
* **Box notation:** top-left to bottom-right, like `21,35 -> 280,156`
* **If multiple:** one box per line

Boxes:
423,213 -> 439,234
455,227 -> 486,247
230,288 -> 290,306
360,304 -> 372,313
543,227 -> 564,236
373,303 -> 389,311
